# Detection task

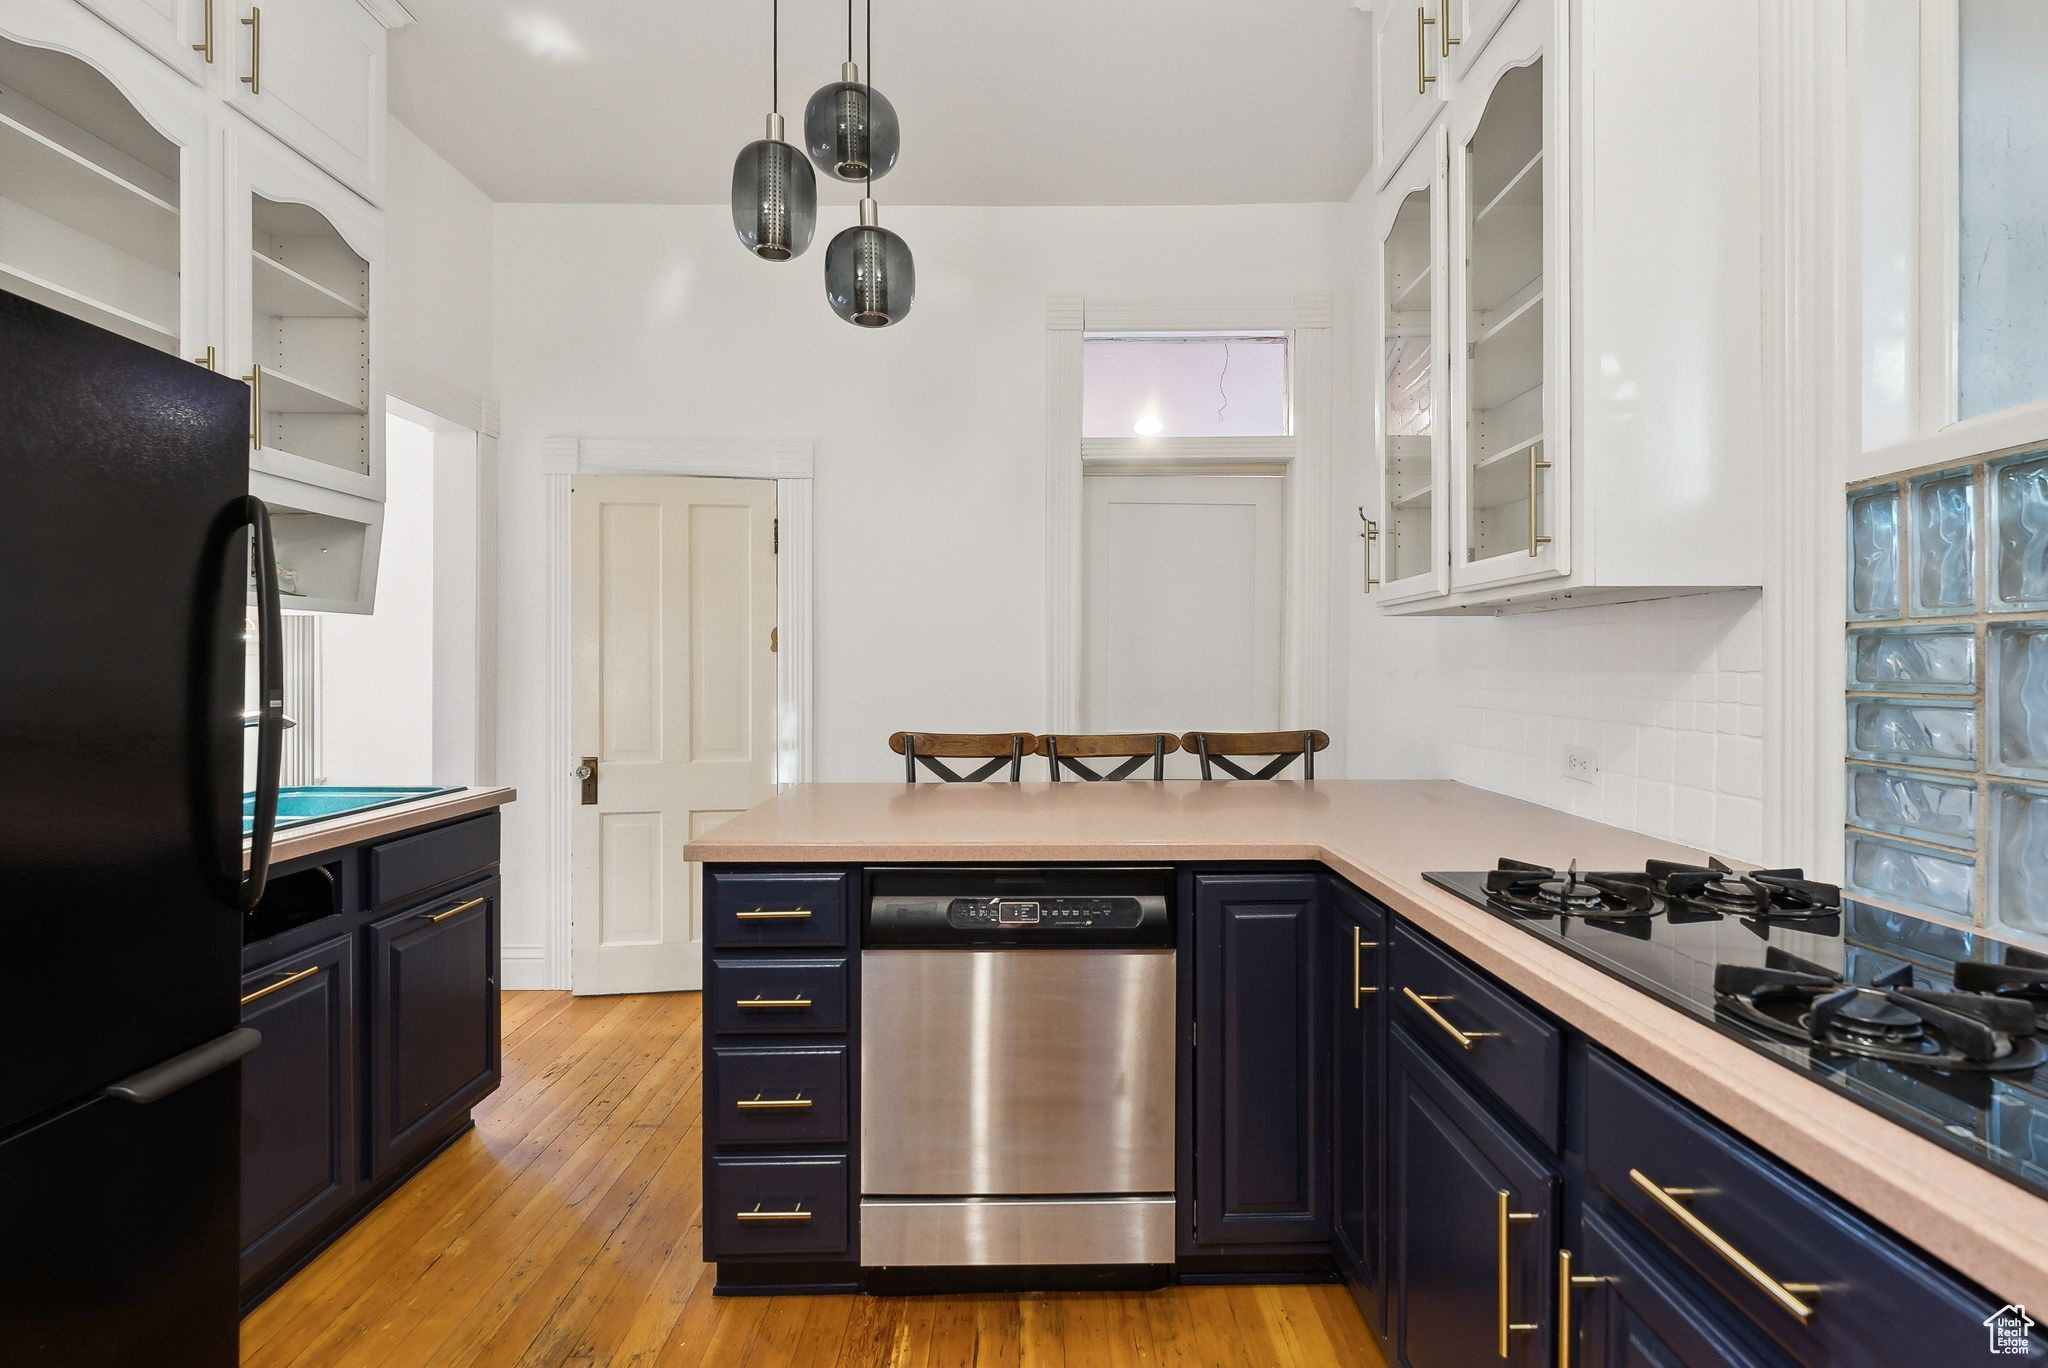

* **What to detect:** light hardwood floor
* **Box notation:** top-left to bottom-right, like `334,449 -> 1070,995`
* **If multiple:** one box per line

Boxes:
242,990 -> 1385,1367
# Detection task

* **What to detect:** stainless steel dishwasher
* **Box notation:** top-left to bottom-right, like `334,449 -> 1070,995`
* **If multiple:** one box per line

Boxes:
860,866 -> 1176,1269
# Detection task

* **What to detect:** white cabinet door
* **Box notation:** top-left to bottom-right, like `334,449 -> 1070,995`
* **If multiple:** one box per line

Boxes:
1375,1 -> 1446,188
74,0 -> 209,84
1375,128 -> 1451,604
225,124 -> 383,502
225,0 -> 383,201
1442,0 -> 1521,79
1447,0 -> 1567,592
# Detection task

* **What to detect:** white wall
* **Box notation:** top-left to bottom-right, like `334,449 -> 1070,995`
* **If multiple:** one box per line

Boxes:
320,415 -> 437,784
383,119 -> 495,412
491,202 -> 1346,971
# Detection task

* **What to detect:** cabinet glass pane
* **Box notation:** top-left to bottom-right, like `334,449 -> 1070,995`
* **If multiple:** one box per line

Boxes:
1991,783 -> 2048,936
1846,830 -> 1976,920
1462,60 -> 1545,566
1846,765 -> 1977,848
1959,0 -> 2048,421
1847,484 -> 1903,620
1846,626 -> 1976,693
1990,622 -> 2048,779
1385,186 -> 1434,584
1990,449 -> 2048,610
1907,468 -> 1977,615
1847,695 -> 1978,771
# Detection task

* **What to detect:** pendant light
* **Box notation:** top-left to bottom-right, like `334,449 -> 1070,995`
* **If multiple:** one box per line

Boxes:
823,0 -> 913,326
804,0 -> 899,182
730,0 -> 816,261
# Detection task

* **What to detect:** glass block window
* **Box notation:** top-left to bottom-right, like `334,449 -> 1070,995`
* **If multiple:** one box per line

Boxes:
1847,450 -> 2048,945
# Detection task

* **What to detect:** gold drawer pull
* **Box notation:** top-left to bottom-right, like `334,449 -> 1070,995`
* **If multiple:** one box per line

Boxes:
1402,986 -> 1500,1050
736,1093 -> 812,1111
240,5 -> 261,93
423,896 -> 486,924
736,1202 -> 811,1223
1557,1248 -> 1606,1363
1628,1169 -> 1819,1323
240,964 -> 319,1007
1352,929 -> 1382,1009
735,908 -> 813,921
738,994 -> 812,1010
1497,1190 -> 1540,1357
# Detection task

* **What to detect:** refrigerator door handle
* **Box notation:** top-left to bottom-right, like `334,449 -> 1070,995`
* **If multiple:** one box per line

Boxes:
242,495 -> 284,911
103,1027 -> 261,1105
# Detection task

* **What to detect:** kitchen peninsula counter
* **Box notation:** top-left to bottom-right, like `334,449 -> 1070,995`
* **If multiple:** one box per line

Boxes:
688,779 -> 2048,1311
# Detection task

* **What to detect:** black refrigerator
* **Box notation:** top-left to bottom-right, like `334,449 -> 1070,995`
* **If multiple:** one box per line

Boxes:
0,291 -> 288,1365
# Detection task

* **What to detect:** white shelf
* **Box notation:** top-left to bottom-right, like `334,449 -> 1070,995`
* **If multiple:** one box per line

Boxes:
0,112 -> 178,273
1470,294 -> 1544,412
261,365 -> 365,416
1471,433 -> 1545,509
1475,150 -> 1542,225
252,251 -> 364,319
1391,263 -> 1432,311
0,262 -> 176,351
1475,288 -> 1543,348
1393,484 -> 1434,509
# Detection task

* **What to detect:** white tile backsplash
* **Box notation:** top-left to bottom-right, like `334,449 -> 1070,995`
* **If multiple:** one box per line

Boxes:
1427,591 -> 1767,863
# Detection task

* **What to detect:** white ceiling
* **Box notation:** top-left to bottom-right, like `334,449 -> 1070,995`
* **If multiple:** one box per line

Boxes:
388,1 -> 1376,206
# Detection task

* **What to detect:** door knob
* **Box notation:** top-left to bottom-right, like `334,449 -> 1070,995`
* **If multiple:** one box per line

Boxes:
574,757 -> 598,804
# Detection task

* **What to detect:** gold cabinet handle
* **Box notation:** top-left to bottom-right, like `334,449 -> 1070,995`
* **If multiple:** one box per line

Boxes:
1557,1248 -> 1606,1365
241,6 -> 261,93
1417,6 -> 1437,92
423,896 -> 486,924
240,963 -> 320,1007
192,345 -> 217,371
736,1092 -> 812,1111
1440,0 -> 1461,55
193,0 -> 214,61
1358,507 -> 1380,592
736,1202 -> 811,1223
1402,986 -> 1500,1050
1627,1169 -> 1819,1323
242,363 -> 262,447
1352,929 -> 1381,1009
1497,1190 -> 1540,1357
1528,446 -> 1553,556
735,908 -> 813,921
738,994 -> 812,1010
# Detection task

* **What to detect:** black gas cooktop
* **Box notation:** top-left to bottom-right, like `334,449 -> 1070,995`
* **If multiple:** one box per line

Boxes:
1425,858 -> 2048,1202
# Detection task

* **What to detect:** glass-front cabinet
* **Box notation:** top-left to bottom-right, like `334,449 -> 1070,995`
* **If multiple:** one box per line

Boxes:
1373,131 -> 1449,602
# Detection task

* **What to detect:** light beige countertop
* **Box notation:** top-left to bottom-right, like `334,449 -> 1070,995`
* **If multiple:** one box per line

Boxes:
687,779 -> 2048,1310
243,786 -> 516,868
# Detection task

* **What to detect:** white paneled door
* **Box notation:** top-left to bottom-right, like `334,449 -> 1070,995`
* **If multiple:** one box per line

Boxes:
570,475 -> 777,995
1082,473 -> 1285,738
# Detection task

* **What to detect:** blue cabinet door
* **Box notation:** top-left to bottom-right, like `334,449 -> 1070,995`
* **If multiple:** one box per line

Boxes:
1391,1026 -> 1557,1368
1574,1204 -> 1790,1368
1332,882 -> 1387,1331
1193,873 -> 1328,1247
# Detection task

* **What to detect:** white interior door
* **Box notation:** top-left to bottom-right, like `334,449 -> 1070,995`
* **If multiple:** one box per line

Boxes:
1081,473 -> 1285,740
570,475 -> 777,995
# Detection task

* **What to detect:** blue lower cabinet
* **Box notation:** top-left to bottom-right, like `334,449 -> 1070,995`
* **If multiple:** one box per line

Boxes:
709,956 -> 850,1035
709,1044 -> 849,1146
1569,1203 -> 1793,1368
1192,873 -> 1329,1247
706,1155 -> 851,1259
1391,1025 -> 1558,1368
1331,881 -> 1387,1331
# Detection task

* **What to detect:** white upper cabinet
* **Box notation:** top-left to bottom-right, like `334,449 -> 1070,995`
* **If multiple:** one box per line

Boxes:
0,0 -> 215,359
1439,0 -> 1519,79
1374,2 -> 1446,188
1372,128 -> 1450,603
225,0 -> 386,202
1372,0 -> 1768,613
74,0 -> 209,83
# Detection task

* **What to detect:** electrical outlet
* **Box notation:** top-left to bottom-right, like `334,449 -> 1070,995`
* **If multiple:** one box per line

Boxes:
1564,747 -> 1599,784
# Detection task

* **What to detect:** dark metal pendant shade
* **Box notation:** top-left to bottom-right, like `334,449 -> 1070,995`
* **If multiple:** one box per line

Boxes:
824,198 -> 914,327
731,113 -> 817,261
804,62 -> 899,182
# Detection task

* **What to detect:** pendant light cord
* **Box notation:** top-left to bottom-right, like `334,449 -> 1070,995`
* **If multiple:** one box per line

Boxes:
865,0 -> 873,195
772,0 -> 778,113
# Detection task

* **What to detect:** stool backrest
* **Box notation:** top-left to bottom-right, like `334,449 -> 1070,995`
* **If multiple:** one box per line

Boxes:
1040,732 -> 1180,782
889,731 -> 1033,783
1180,729 -> 1331,780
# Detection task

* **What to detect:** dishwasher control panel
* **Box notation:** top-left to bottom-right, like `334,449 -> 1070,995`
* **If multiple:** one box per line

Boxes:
864,868 -> 1174,947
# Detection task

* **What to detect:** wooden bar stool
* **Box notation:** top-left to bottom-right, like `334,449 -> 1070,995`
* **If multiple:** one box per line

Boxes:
1180,730 -> 1330,780
889,732 -> 1034,783
1040,732 -> 1180,782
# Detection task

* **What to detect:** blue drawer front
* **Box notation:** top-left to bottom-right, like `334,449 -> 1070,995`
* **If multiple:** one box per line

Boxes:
707,870 -> 852,949
1392,923 -> 1562,1150
708,957 -> 849,1035
1585,1047 -> 2045,1366
709,1044 -> 848,1145
706,1155 -> 851,1259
